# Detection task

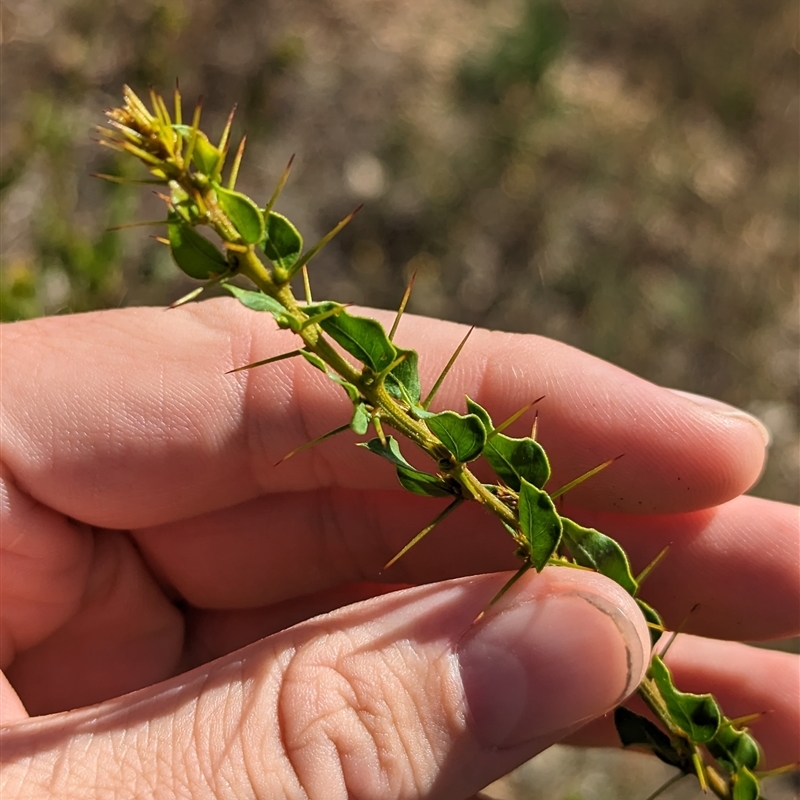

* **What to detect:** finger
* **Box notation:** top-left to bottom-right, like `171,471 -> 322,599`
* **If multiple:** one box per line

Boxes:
567,495 -> 800,640
0,569 -> 649,800
1,301 -> 767,530
567,635 -> 800,772
5,531 -> 183,716
134,490 -> 799,643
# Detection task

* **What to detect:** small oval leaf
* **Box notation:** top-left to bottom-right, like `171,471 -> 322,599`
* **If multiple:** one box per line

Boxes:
168,216 -> 228,279
517,478 -> 562,570
385,347 -> 421,404
308,304 -> 397,373
262,211 -> 303,269
173,124 -> 221,174
214,183 -> 265,244
350,402 -> 371,436
426,411 -> 487,463
483,432 -> 550,491
396,466 -> 455,498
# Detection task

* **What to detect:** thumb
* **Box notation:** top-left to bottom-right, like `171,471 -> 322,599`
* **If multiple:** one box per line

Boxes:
0,569 -> 649,800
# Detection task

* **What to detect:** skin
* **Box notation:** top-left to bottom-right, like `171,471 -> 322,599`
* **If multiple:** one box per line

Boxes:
0,299 -> 797,799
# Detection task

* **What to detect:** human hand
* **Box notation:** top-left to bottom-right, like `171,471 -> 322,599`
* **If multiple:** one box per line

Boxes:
1,299 -> 797,799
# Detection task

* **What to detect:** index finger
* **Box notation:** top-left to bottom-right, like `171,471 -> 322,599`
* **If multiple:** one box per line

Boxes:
0,299 -> 768,528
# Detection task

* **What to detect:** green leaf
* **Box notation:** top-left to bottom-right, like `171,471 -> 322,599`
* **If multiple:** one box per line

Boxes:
223,284 -> 290,323
731,767 -> 760,800
262,211 -> 303,269
483,432 -> 550,491
385,347 -> 421,404
517,478 -> 562,570
357,438 -> 453,501
614,708 -> 687,769
707,722 -> 761,772
167,216 -> 228,280
426,411 -> 487,463
636,597 -> 665,646
304,303 -> 397,373
358,436 -> 415,470
298,350 -> 360,402
214,183 -> 266,244
560,517 -> 638,595
396,466 -> 455,498
465,396 -> 493,429
173,124 -> 221,174
350,402 -> 370,435
649,656 -> 721,743
299,350 -> 327,372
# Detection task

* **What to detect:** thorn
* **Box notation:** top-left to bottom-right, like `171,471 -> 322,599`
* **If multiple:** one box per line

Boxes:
531,409 -> 539,441
173,78 -> 182,125
217,103 -> 238,154
422,326 -> 475,410
91,173 -> 164,185
489,395 -> 546,438
657,603 -> 700,659
151,236 -> 169,245
389,269 -> 417,340
167,286 -> 205,309
225,349 -> 303,374
183,97 -> 203,167
302,264 -> 312,304
227,134 -> 247,190
372,415 -> 388,447
383,499 -> 463,571
274,423 -> 351,466
550,454 -> 623,499
635,544 -> 670,590
475,562 -> 532,621
287,205 -> 362,280
265,154 -> 296,215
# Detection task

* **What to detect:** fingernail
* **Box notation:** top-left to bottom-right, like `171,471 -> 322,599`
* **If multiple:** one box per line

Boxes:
457,588 -> 645,750
668,389 -> 771,447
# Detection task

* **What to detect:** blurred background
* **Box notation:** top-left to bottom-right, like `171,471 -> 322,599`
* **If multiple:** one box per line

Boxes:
1,1 -> 797,797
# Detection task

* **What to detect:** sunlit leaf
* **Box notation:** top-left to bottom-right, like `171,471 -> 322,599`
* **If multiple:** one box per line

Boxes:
173,124 -> 221,173
649,656 -> 721,743
351,402 -> 371,435
299,349 -> 360,402
168,215 -> 227,279
426,411 -> 487,463
385,347 -> 421,404
731,767 -> 760,800
358,436 -> 415,469
483,432 -> 550,491
708,722 -> 761,773
465,396 -> 493,429
517,478 -> 562,570
224,284 -> 289,324
262,211 -> 303,269
560,517 -> 638,595
304,303 -> 397,373
214,182 -> 265,244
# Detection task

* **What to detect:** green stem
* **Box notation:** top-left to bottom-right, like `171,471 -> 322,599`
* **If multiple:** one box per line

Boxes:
236,247 -> 521,533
